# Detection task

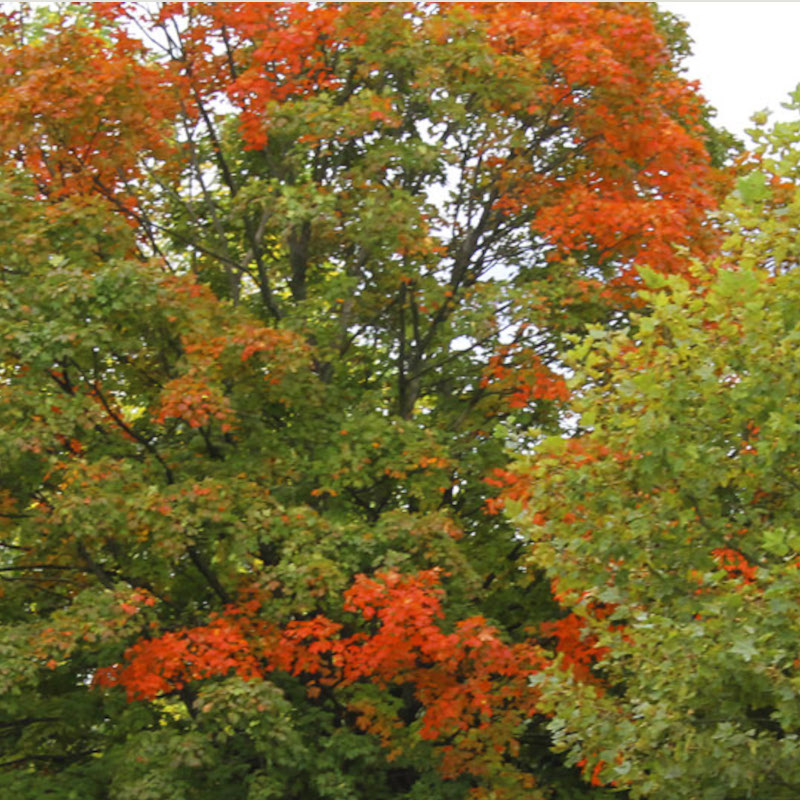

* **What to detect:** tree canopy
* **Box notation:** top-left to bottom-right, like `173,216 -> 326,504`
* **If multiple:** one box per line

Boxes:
507,91 -> 800,798
0,3 -> 742,798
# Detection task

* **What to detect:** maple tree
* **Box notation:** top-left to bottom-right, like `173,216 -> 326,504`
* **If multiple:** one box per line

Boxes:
507,95 -> 800,799
0,3 -> 729,798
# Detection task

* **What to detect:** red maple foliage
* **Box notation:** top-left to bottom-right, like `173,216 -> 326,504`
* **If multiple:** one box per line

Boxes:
97,570 -> 550,779
0,2 -> 729,794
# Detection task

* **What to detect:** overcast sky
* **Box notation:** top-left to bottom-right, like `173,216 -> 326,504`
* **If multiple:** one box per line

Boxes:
659,2 -> 800,141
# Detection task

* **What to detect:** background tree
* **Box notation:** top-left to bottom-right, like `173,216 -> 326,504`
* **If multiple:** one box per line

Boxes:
508,91 -> 800,799
0,3 -> 726,798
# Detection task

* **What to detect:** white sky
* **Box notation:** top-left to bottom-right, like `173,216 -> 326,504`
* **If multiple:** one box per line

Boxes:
660,2 -> 800,142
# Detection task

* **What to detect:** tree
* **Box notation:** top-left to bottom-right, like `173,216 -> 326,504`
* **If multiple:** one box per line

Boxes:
507,91 -> 800,799
0,3 -> 725,798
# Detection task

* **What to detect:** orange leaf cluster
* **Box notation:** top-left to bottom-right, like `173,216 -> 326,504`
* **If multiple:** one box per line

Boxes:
711,548 -> 758,584
540,611 -> 611,682
155,374 -> 235,431
481,347 -> 569,409
0,17 -> 178,199
97,570 -> 547,779
94,615 -> 263,699
469,2 -> 725,274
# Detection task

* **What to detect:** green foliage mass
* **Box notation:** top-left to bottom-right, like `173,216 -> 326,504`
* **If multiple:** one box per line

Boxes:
516,89 -> 800,799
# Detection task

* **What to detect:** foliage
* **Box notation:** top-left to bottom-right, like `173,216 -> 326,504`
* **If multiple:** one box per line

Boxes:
0,3 -> 725,798
508,94 -> 800,799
